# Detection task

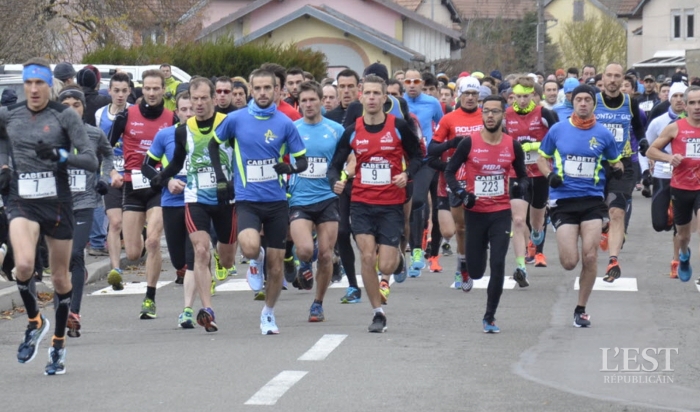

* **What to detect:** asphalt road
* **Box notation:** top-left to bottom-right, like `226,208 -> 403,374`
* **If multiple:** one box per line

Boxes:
0,194 -> 699,412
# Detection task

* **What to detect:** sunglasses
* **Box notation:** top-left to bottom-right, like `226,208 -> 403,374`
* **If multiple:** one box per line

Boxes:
404,79 -> 422,85
216,89 -> 232,94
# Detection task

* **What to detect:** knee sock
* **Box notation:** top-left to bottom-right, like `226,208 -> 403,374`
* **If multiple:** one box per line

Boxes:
17,278 -> 39,319
146,286 -> 156,301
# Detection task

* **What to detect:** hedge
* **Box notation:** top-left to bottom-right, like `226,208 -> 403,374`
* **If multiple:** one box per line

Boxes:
82,38 -> 328,80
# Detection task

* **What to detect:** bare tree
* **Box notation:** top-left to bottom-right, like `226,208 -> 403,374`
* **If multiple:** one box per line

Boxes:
557,14 -> 627,71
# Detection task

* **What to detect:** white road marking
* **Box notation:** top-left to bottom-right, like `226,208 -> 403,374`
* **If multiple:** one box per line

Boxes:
244,370 -> 308,406
215,277 -> 393,292
89,281 -> 172,296
573,277 -> 637,291
450,276 -> 517,289
298,334 -> 347,361
695,283 -> 700,293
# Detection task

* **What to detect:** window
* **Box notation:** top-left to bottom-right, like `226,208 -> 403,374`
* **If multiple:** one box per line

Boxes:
672,9 -> 681,39
573,0 -> 584,22
672,8 -> 695,40
687,9 -> 695,38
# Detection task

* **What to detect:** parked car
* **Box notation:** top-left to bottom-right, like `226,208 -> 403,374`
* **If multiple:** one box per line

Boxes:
0,64 -> 191,83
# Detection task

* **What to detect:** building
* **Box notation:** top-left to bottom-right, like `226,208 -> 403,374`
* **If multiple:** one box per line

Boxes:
544,0 -> 626,50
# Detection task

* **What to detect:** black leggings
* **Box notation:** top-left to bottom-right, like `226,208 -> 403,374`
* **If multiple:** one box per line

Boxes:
651,178 -> 674,233
428,172 -> 441,257
163,206 -> 194,271
410,163 -> 436,250
465,209 -> 512,323
55,208 -> 93,315
337,179 -> 357,287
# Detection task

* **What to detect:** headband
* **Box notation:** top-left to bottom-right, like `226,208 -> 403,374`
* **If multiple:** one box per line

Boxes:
23,64 -> 53,87
58,89 -> 86,108
512,84 -> 534,95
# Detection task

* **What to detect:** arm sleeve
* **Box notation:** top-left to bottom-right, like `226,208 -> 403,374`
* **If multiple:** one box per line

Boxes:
63,109 -> 98,172
428,156 -> 447,171
427,139 -> 455,157
396,119 -> 423,179
327,127 -> 354,189
108,109 -> 127,147
0,115 -> 9,167
512,141 -> 528,179
630,98 -> 646,138
342,104 -> 362,128
208,137 -> 227,182
445,137 -> 471,194
157,127 -> 186,180
97,131 -> 114,182
541,108 -> 559,127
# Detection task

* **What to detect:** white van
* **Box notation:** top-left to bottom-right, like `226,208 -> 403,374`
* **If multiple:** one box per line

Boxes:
0,64 -> 191,83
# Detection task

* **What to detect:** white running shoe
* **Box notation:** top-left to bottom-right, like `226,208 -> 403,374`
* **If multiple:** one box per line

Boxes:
260,313 -> 279,335
246,247 -> 265,292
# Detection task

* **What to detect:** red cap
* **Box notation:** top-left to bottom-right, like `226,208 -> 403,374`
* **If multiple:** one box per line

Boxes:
555,69 -> 565,76
458,71 -> 470,78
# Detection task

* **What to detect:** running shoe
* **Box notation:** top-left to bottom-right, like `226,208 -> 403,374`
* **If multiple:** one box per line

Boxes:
534,253 -> 547,267
526,241 -> 536,264
139,298 -> 156,319
296,262 -> 314,290
247,247 -> 265,291
312,234 -> 319,262
175,267 -> 186,285
454,272 -> 462,289
678,250 -> 692,282
260,313 -> 279,335
368,312 -> 387,333
461,274 -> 473,292
210,279 -> 216,296
340,287 -> 361,304
107,268 -> 124,291
441,242 -> 453,256
214,253 -> 227,281
178,307 -> 195,329
228,265 -> 237,277
66,313 -> 81,338
603,258 -> 621,283
483,320 -> 500,333
197,307 -> 218,332
573,312 -> 591,328
240,255 -> 249,264
513,267 -> 529,288
17,315 -> 49,363
428,256 -> 443,273
409,248 -> 423,277
284,256 -> 296,283
530,229 -> 545,246
379,280 -> 390,305
44,342 -> 66,375
254,290 -> 266,301
599,232 -> 609,252
393,253 -> 406,283
331,259 -> 343,283
308,302 -> 325,322
670,260 -> 679,279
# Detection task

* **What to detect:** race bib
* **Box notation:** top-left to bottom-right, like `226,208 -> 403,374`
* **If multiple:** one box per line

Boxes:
196,166 -> 226,190
246,159 -> 276,183
360,163 -> 391,185
299,157 -> 328,179
685,141 -> 700,158
524,150 -> 540,165
564,159 -> 595,178
603,123 -> 624,143
18,171 -> 57,199
69,169 -> 87,192
114,156 -> 124,172
177,157 -> 190,177
658,162 -> 672,175
474,175 -> 504,197
639,100 -> 654,112
131,170 -> 150,190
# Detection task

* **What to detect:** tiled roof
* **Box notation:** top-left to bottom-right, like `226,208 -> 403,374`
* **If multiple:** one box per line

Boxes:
392,0 -> 423,11
452,0 -> 537,20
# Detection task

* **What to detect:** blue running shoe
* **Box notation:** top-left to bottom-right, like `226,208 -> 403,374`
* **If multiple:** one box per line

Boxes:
247,247 -> 265,291
308,302 -> 325,322
178,307 -> 195,329
393,253 -> 407,283
44,343 -> 66,375
530,229 -> 545,246
340,287 -> 361,303
312,233 -> 319,262
18,315 -> 50,364
454,272 -> 462,289
483,320 -> 500,333
679,249 -> 692,282
410,248 -> 425,270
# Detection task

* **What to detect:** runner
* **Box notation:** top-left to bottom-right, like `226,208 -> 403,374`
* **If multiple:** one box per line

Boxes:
214,76 -> 237,114
0,58 -> 98,374
445,95 -> 528,333
289,81 -> 344,321
594,63 -> 647,283
108,69 -> 177,318
537,84 -> 622,327
209,68 -> 307,335
328,74 -> 423,332
151,78 -> 236,331
644,82 -> 687,279
58,86 -> 114,339
646,85 -> 700,283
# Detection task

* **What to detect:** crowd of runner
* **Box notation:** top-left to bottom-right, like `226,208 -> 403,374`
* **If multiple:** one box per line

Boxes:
1,58 -> 698,375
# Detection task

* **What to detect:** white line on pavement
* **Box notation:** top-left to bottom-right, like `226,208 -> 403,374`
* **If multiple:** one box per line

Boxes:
244,370 -> 308,406
298,334 -> 347,361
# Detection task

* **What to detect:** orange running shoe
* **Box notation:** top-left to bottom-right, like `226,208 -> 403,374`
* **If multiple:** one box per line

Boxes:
429,256 -> 443,273
603,258 -> 621,282
670,260 -> 679,279
526,241 -> 536,262
600,232 -> 609,252
534,253 -> 547,267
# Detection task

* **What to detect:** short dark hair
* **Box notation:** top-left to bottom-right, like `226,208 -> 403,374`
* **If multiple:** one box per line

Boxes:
387,79 -> 404,94
582,64 -> 596,73
422,72 -> 438,88
303,71 -> 314,81
259,63 -> 286,88
363,74 -> 386,93
250,69 -> 278,88
142,69 -> 165,87
543,79 -> 559,89
189,77 -> 215,97
286,68 -> 304,79
567,67 -> 579,76
298,81 -> 323,100
594,73 -> 603,82
216,76 -> 233,87
482,95 -> 506,109
336,69 -> 360,84
440,85 -> 453,94
23,57 -> 51,69
175,91 -> 190,109
109,72 -> 131,88
159,64 -> 171,70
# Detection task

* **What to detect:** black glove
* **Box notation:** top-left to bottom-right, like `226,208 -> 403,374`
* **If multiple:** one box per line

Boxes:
458,190 -> 476,209
165,91 -> 173,100
511,178 -> 530,198
35,140 -> 60,161
611,166 -> 624,180
149,173 -> 165,191
547,172 -> 563,188
216,180 -> 233,204
638,138 -> 649,156
0,168 -> 11,196
273,163 -> 295,175
641,169 -> 652,187
95,180 -> 109,195
448,136 -> 464,149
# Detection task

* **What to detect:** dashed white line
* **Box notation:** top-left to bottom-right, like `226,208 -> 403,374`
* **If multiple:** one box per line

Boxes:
298,334 -> 347,361
245,371 -> 308,406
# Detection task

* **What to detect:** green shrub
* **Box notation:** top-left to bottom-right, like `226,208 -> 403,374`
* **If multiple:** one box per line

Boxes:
83,38 -> 328,80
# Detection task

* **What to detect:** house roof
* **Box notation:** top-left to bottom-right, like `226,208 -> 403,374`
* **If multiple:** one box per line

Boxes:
452,0 -> 553,20
393,0 -> 423,10
391,0 -> 462,22
616,0 -> 645,17
232,4 -> 425,62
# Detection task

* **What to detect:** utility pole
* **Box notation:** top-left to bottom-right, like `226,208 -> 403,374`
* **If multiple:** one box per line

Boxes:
536,0 -> 545,72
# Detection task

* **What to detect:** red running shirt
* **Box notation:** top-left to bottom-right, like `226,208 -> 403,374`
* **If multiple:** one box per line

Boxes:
671,118 -> 700,191
463,133 -> 516,213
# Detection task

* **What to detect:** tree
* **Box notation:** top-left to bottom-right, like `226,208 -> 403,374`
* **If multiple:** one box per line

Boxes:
557,14 -> 626,71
